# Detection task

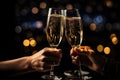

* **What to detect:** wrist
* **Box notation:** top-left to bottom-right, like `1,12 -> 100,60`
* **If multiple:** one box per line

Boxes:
26,56 -> 34,71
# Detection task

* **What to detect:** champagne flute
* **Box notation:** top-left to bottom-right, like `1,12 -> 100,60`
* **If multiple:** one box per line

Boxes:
64,8 -> 83,80
43,8 -> 64,80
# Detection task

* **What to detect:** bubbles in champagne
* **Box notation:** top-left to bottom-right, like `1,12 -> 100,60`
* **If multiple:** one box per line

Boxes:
65,17 -> 83,47
46,14 -> 64,48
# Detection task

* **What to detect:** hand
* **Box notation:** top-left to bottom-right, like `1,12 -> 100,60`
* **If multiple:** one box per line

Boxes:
70,46 -> 106,72
29,47 -> 62,72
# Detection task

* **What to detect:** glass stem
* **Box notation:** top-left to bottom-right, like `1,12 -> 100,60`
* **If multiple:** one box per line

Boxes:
78,60 -> 84,80
48,65 -> 55,80
50,65 -> 54,76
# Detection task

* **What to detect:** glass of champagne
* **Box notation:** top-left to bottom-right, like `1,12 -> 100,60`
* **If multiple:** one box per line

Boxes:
43,8 -> 64,80
64,8 -> 83,80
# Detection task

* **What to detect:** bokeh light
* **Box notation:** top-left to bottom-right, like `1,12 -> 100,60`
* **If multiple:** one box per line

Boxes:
23,39 -> 30,47
29,38 -> 37,47
40,2 -> 47,9
31,7 -> 39,14
97,44 -> 104,53
15,26 -> 22,34
89,23 -> 97,31
104,47 -> 111,55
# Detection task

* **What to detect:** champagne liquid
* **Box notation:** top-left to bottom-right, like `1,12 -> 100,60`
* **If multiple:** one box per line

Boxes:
46,14 -> 64,48
65,17 -> 83,48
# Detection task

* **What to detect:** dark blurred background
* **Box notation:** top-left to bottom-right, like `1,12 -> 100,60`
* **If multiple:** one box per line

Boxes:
0,0 -> 120,80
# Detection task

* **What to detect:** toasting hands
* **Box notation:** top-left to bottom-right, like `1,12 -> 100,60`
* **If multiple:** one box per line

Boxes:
0,47 -> 62,73
70,46 -> 106,72
29,47 -> 62,72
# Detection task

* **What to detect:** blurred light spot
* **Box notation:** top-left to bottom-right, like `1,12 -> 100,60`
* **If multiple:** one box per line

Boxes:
40,2 -> 47,9
29,38 -> 37,47
85,5 -> 93,13
66,4 -> 73,10
89,23 -> 96,31
23,39 -> 29,47
111,36 -> 118,45
83,14 -> 92,25
97,44 -> 104,52
35,21 -> 43,28
93,15 -> 104,24
106,0 -> 113,8
15,26 -> 22,34
104,47 -> 110,55
110,33 -> 116,39
32,7 -> 39,14
110,33 -> 118,45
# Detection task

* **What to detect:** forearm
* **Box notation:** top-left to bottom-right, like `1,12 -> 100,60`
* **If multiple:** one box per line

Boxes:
0,56 -> 32,71
0,56 -> 36,78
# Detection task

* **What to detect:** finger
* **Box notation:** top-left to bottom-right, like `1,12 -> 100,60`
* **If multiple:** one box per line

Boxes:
71,56 -> 79,65
44,47 -> 62,54
76,47 -> 90,55
70,47 -> 79,56
43,48 -> 62,58
79,46 -> 91,49
31,61 -> 44,72
31,60 -> 53,72
34,65 -> 51,72
31,60 -> 45,69
71,55 -> 78,60
78,48 -> 94,55
88,49 -> 94,54
70,48 -> 74,56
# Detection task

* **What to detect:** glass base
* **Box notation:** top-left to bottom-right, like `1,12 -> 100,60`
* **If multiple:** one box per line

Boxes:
64,70 -> 82,80
41,75 -> 62,80
64,70 -> 91,80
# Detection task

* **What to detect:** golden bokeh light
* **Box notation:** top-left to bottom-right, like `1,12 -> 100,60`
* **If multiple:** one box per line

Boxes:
23,39 -> 30,47
66,4 -> 73,10
110,33 -> 116,39
31,7 -> 39,14
112,36 -> 118,45
40,2 -> 47,9
104,47 -> 111,55
89,23 -> 97,31
30,39 -> 37,47
85,5 -> 93,13
97,44 -> 104,52
110,33 -> 118,45
106,0 -> 113,8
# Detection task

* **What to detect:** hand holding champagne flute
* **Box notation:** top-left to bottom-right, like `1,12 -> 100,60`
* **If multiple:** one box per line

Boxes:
64,8 -> 83,80
44,8 -> 64,80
